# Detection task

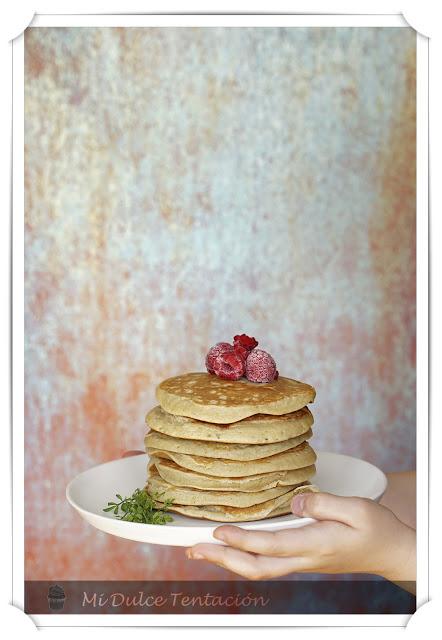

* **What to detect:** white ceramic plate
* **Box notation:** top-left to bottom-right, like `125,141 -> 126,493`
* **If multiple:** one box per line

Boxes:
66,452 -> 387,547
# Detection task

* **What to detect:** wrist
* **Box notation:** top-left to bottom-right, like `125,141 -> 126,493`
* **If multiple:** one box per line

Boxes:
381,523 -> 416,583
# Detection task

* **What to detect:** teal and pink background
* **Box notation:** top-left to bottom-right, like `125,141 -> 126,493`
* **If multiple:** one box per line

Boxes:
25,27 -> 416,581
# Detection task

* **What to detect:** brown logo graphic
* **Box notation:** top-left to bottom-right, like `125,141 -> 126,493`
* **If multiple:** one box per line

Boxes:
47,584 -> 66,610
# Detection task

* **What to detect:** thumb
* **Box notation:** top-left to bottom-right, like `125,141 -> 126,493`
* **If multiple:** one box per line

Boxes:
291,491 -> 364,526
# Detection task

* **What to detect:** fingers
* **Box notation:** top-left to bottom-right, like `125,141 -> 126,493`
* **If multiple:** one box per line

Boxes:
212,524 -> 314,557
291,492 -> 371,527
185,494 -> 379,578
187,544 -> 309,579
121,450 -> 145,458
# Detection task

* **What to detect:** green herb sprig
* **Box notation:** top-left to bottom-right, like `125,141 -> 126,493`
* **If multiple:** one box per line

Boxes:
103,488 -> 173,524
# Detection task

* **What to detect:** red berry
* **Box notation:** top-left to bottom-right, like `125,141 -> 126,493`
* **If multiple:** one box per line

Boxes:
245,349 -> 278,383
213,350 -> 245,380
233,343 -> 249,363
205,342 -> 233,374
233,334 -> 258,351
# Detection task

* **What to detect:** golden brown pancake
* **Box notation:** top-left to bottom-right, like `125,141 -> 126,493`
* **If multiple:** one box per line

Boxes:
146,405 -> 314,444
146,468 -> 299,507
150,456 -> 316,492
144,428 -> 312,461
153,484 -> 318,522
156,372 -> 316,424
147,441 -> 316,477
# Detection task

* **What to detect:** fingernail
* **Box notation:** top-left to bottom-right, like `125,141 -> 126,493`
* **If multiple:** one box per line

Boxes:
213,530 -> 226,541
291,494 -> 306,515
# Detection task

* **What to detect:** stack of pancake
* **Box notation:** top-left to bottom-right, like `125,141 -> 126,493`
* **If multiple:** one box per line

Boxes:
144,372 -> 318,522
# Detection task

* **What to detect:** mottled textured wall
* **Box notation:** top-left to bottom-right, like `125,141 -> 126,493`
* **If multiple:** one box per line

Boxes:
24,27 -> 416,581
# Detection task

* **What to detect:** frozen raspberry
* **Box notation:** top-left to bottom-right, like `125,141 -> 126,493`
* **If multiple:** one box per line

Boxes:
233,333 -> 258,364
213,350 -> 245,381
205,342 -> 234,374
245,349 -> 278,383
233,334 -> 258,351
233,343 -> 249,363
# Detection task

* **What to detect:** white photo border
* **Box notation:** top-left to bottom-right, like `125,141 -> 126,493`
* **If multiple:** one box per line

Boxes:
12,11 -> 428,628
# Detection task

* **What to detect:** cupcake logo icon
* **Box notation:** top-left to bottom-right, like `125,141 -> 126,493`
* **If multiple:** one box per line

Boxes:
47,584 -> 66,610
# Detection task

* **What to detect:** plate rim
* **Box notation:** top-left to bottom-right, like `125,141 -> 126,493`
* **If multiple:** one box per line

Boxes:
66,450 -> 388,533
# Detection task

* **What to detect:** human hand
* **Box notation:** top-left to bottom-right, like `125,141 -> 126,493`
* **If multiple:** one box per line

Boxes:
121,450 -> 145,458
186,492 -> 416,583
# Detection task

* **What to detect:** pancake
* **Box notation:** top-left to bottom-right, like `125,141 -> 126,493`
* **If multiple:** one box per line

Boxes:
147,441 -> 316,477
154,484 -> 318,522
151,456 -> 317,492
146,405 -> 314,444
146,468 -> 299,507
144,428 -> 312,461
156,372 -> 316,424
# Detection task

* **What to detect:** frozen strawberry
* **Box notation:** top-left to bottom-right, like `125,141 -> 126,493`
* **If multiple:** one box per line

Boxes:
245,348 -> 278,383
213,350 -> 245,380
205,342 -> 234,374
